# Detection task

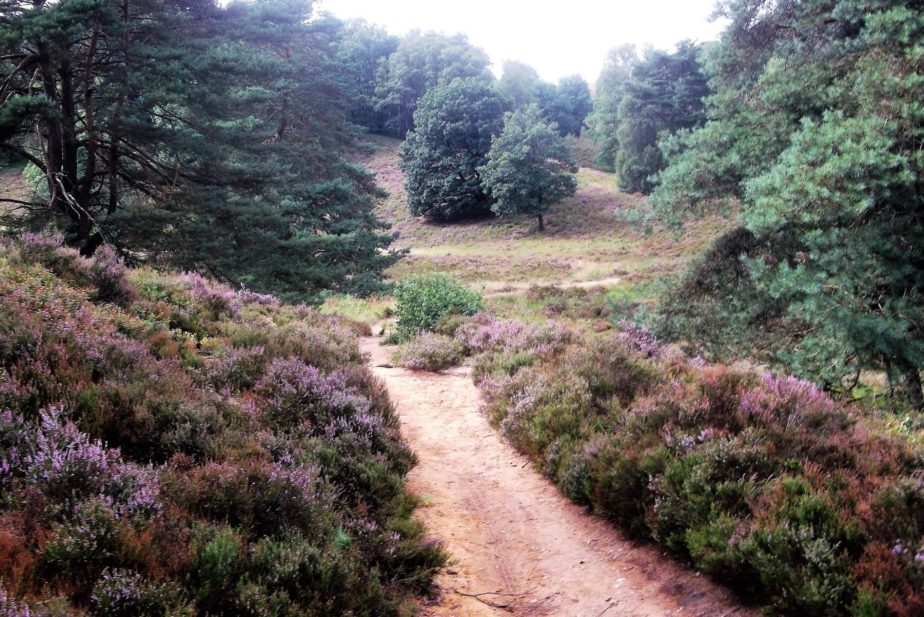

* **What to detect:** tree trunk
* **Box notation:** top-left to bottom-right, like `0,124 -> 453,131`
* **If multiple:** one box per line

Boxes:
537,213 -> 544,231
900,363 -> 923,411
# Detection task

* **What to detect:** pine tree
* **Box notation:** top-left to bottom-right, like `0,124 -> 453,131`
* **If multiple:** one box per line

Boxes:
651,0 -> 924,406
0,0 -> 398,302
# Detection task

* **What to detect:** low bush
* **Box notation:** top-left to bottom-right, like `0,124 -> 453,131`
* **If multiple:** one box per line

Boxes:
473,318 -> 924,616
392,274 -> 483,339
0,236 -> 444,615
392,332 -> 465,372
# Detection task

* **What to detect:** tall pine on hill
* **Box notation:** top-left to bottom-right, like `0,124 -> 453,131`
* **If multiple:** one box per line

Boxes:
651,0 -> 924,406
0,0 -> 398,302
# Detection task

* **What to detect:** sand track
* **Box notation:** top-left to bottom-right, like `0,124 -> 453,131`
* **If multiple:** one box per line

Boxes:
361,337 -> 753,617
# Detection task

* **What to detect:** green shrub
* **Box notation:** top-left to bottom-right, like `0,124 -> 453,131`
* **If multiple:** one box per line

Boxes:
393,275 -> 483,339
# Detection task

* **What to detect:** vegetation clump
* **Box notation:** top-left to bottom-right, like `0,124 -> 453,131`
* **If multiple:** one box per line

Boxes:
464,317 -> 924,615
0,237 -> 444,615
392,332 -> 465,372
392,274 -> 483,340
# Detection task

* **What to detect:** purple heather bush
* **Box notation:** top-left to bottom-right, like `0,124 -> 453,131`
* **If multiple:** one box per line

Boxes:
474,318 -> 924,615
0,237 -> 443,615
392,332 -> 464,371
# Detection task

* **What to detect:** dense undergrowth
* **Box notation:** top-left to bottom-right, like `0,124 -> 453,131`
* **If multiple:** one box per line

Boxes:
0,235 -> 443,616
397,305 -> 924,615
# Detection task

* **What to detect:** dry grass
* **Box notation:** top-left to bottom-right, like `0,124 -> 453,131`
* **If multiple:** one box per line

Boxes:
350,135 -> 732,323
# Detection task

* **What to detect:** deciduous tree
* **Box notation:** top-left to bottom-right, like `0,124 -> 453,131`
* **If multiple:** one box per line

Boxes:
479,105 -> 577,231
399,78 -> 507,220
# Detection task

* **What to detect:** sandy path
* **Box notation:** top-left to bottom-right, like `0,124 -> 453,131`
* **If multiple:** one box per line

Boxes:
361,337 -> 753,617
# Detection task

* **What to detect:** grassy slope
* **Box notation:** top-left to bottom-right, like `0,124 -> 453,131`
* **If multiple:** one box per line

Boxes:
353,136 -> 732,324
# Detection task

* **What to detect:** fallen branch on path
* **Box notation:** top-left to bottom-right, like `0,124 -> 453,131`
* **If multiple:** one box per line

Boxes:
454,589 -> 531,609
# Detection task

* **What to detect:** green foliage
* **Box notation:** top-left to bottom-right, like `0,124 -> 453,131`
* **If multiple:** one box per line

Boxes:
537,75 -> 593,137
373,31 -> 493,137
399,78 -> 507,220
0,0 -> 398,303
650,0 -> 924,407
587,45 -> 637,171
496,60 -> 542,109
392,274 -> 483,338
613,42 -> 710,193
336,19 -> 400,133
479,105 -> 577,230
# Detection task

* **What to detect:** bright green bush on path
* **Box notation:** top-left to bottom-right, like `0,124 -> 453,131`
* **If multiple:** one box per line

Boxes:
392,274 -> 483,339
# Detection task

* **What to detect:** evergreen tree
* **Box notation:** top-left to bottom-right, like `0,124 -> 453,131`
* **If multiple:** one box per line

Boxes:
496,60 -> 541,110
336,19 -> 399,133
611,42 -> 709,193
373,31 -> 492,138
651,0 -> 924,406
587,45 -> 637,171
479,105 -> 577,231
399,78 -> 507,220
534,75 -> 593,138
0,0 -> 398,302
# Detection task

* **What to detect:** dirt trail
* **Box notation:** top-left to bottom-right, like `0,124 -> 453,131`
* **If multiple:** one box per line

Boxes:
361,337 -> 753,617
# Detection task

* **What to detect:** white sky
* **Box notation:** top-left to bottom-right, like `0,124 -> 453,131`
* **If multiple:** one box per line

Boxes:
317,0 -> 727,84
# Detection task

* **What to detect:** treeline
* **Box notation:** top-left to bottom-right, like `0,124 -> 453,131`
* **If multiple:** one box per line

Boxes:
0,0 -> 595,300
577,1 -> 923,410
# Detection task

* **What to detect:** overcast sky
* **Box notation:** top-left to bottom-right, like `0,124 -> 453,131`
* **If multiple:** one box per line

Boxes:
317,0 -> 727,84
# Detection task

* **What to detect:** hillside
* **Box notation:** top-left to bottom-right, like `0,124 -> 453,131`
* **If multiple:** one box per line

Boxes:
357,137 -> 730,302
0,236 -> 443,615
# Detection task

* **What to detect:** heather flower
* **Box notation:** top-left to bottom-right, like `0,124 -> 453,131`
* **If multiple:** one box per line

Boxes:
0,586 -> 34,617
739,372 -> 839,431
616,320 -> 661,357
88,245 -> 134,304
203,345 -> 266,395
184,272 -> 241,317
258,357 -> 370,427
91,568 -> 156,616
392,332 -> 463,371
235,288 -> 280,307
455,313 -> 572,356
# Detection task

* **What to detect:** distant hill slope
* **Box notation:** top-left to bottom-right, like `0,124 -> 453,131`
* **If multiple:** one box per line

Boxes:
0,235 -> 443,615
356,136 -> 733,297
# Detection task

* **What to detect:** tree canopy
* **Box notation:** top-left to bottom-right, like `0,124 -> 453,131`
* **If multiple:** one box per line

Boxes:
0,0 -> 398,302
480,105 -> 577,230
650,0 -> 924,406
613,42 -> 709,193
496,60 -> 542,110
399,78 -> 507,220
373,31 -> 492,138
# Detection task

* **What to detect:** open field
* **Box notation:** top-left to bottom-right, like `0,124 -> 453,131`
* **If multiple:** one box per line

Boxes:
354,136 -> 731,322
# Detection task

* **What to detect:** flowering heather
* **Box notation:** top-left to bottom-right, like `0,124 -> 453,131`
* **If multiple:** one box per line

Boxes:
0,238 -> 444,614
455,312 -> 573,356
257,356 -> 371,425
184,272 -> 241,317
473,315 -> 924,614
0,586 -> 34,617
616,320 -> 661,358
392,332 -> 464,371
